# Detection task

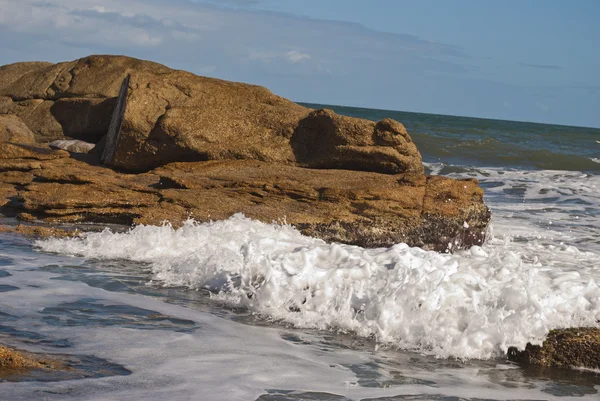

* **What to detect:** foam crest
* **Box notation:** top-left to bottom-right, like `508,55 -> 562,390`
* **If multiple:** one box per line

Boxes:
37,213 -> 600,360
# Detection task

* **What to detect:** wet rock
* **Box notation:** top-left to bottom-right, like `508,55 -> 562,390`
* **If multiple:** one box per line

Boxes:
0,224 -> 76,238
508,327 -> 600,370
0,114 -> 36,144
0,344 -> 61,371
0,343 -> 131,382
49,139 -> 95,154
0,156 -> 489,250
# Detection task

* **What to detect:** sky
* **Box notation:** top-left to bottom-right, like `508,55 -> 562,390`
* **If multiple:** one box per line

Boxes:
0,0 -> 599,127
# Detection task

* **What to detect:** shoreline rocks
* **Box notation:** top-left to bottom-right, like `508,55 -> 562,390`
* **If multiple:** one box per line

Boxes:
1,55 -> 424,175
0,145 -> 488,250
0,55 -> 491,251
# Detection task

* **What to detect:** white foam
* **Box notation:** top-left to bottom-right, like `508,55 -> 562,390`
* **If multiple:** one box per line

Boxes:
37,213 -> 600,360
0,234 -> 593,400
425,163 -> 600,253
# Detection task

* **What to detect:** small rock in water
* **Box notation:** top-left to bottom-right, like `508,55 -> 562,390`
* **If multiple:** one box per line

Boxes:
508,327 -> 600,370
49,139 -> 95,154
0,344 -> 60,371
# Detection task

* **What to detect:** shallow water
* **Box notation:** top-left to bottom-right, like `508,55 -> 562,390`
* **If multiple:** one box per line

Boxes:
0,164 -> 598,399
1,231 -> 599,400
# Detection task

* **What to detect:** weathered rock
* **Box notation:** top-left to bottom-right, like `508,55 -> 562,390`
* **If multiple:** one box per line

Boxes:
49,139 -> 96,153
508,327 -> 600,370
0,142 -> 69,160
0,114 -> 36,144
0,153 -> 489,250
1,55 -> 423,174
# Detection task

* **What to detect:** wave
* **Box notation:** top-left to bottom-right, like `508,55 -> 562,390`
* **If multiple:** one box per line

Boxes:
36,214 -> 600,360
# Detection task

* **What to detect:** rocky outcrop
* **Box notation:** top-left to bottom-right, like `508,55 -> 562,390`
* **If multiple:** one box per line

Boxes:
0,55 -> 491,250
0,143 -> 488,250
508,328 -> 600,370
0,55 -> 423,174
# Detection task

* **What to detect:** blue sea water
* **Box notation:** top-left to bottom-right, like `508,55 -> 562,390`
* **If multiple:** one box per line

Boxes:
1,105 -> 599,400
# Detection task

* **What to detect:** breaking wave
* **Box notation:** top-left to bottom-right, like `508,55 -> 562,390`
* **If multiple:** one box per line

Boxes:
37,212 -> 600,360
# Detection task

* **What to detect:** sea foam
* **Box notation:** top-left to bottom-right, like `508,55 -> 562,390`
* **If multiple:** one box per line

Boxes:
37,212 -> 600,360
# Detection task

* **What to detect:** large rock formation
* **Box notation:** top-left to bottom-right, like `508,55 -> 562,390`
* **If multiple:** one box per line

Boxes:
0,55 -> 423,174
0,55 -> 491,251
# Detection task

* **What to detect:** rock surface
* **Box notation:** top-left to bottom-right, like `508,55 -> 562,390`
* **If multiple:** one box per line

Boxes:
0,144 -> 488,250
0,114 -> 36,144
508,328 -> 600,370
1,55 -> 423,174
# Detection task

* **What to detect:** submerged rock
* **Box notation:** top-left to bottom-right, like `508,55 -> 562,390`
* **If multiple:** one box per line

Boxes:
508,327 -> 600,370
0,343 -> 131,382
0,55 -> 491,250
0,344 -> 61,371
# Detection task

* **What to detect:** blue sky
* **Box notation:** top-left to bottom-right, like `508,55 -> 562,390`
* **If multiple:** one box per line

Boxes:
1,0 -> 599,127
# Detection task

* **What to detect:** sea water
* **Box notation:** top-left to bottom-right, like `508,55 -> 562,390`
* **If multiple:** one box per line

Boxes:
1,105 -> 600,400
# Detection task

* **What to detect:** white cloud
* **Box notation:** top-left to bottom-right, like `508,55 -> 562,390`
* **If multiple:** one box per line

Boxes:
0,0 -> 479,120
286,51 -> 310,64
247,51 -> 278,63
247,50 -> 311,65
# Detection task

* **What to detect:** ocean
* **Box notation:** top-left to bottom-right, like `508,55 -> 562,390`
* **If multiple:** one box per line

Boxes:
1,104 -> 600,400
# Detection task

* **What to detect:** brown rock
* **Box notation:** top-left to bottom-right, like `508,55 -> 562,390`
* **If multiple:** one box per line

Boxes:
0,55 -> 423,174
508,327 -> 600,370
0,114 -> 36,144
0,344 -> 62,371
0,153 -> 489,250
0,224 -> 76,238
0,142 -> 69,160
0,345 -> 39,369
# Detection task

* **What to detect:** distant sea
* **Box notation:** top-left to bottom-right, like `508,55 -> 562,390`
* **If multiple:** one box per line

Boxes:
2,104 -> 600,400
